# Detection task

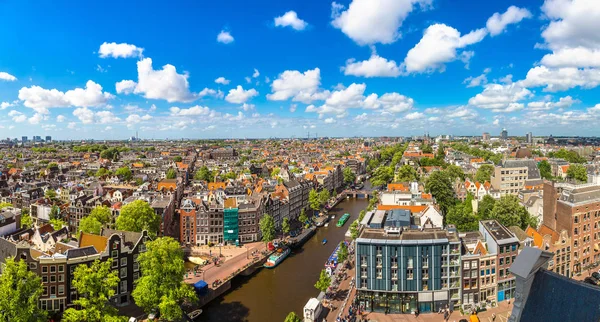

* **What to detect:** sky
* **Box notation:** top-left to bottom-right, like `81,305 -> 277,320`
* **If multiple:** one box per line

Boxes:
1,0 -> 600,139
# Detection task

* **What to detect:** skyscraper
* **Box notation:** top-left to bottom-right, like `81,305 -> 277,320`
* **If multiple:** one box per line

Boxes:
21,136 -> 27,143
526,132 -> 533,144
501,128 -> 508,140
45,136 -> 52,142
482,132 -> 490,141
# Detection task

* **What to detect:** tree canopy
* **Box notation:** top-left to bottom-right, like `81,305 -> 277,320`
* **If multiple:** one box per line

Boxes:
538,160 -> 552,180
445,165 -> 465,182
115,200 -> 161,236
63,259 -> 124,322
79,206 -> 112,235
285,312 -> 302,322
567,164 -> 588,183
395,165 -> 418,182
338,242 -> 349,263
475,164 -> 495,183
132,237 -> 196,321
478,195 -> 496,220
318,189 -> 330,205
259,214 -> 276,243
425,171 -> 455,216
308,189 -> 321,212
343,167 -> 356,185
0,258 -> 47,322
314,269 -> 331,293
166,168 -> 177,179
115,166 -> 133,181
370,166 -> 394,187
194,166 -> 213,182
548,148 -> 586,163
489,195 -> 538,230
299,208 -> 309,224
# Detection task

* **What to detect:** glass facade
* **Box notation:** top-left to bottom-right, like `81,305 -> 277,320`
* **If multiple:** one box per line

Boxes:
357,291 -> 428,314
223,208 -> 239,244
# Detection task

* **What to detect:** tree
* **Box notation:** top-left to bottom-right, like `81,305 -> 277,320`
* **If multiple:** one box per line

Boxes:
20,210 -> 33,228
475,164 -> 495,183
132,237 -> 196,321
282,217 -> 290,236
338,241 -> 349,263
44,189 -> 57,200
445,165 -> 465,182
271,167 -> 281,178
308,189 -> 321,213
0,202 -> 12,210
89,206 -> 112,224
425,171 -> 455,216
173,156 -> 183,162
343,167 -> 356,185
49,218 -> 67,230
298,208 -> 308,224
79,216 -> 103,235
538,160 -> 552,180
370,166 -> 394,187
223,171 -> 237,180
318,189 -> 330,206
165,168 -> 177,179
350,220 -> 359,239
395,165 -> 419,182
314,269 -> 331,293
49,205 -> 60,220
358,209 -> 366,222
116,200 -> 161,236
490,195 -> 537,230
548,148 -> 586,163
446,203 -> 478,232
567,164 -> 588,183
95,167 -> 110,177
421,144 -> 433,154
115,166 -> 133,181
0,258 -> 47,322
62,260 -> 124,322
478,195 -> 496,219
259,214 -> 276,244
194,166 -> 212,182
285,312 -> 302,322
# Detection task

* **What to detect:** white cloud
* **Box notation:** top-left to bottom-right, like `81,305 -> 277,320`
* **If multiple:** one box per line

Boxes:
541,0 -> 600,52
169,105 -> 218,117
486,6 -> 532,36
8,110 -> 27,123
217,30 -> 234,44
98,42 -> 144,58
96,65 -> 107,73
521,66 -> 600,92
198,88 -> 224,99
541,47 -> 600,68
331,0 -> 431,45
56,115 -> 66,122
115,80 -> 137,94
72,107 -> 120,124
67,122 -> 76,129
268,68 -> 328,103
404,24 -> 487,73
290,104 -> 297,113
118,58 -> 196,102
96,110 -> 120,124
364,92 -> 414,113
126,114 -> 153,124
0,102 -> 14,109
215,77 -> 230,85
28,113 -> 46,125
324,118 -> 336,124
104,126 -> 113,131
499,74 -> 513,84
342,55 -> 402,77
463,69 -> 491,87
252,69 -> 260,78
73,107 -> 94,124
468,83 -> 532,111
0,72 -> 17,81
225,85 -> 258,104
18,80 -> 114,113
405,112 -> 424,120
527,95 -> 580,110
274,11 -> 308,31
241,103 -> 255,111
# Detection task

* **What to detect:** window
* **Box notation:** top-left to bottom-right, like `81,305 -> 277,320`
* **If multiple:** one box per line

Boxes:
407,268 -> 414,279
29,262 -> 38,270
42,266 -> 48,274
471,260 -> 478,268
376,268 -> 383,279
58,265 -> 64,273
499,258 -> 504,265
391,256 -> 398,267
464,262 -> 470,270
499,269 -> 504,278
360,255 -> 367,267
50,286 -> 55,296
139,244 -> 146,252
133,272 -> 139,280
42,276 -> 48,283
392,268 -> 398,279
500,247 -> 504,254
58,274 -> 64,282
361,267 -> 367,278
506,257 -> 511,265
422,268 -> 429,279
121,257 -> 127,267
112,259 -> 118,268
422,280 -> 428,290
58,285 -> 64,295
120,280 -> 127,294
407,257 -> 414,268
512,245 -> 517,251
50,266 -> 56,273
120,267 -> 127,278
50,275 -> 56,283
111,250 -> 118,258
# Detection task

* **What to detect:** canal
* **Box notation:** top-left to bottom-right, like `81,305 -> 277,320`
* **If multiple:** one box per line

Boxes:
199,191 -> 370,322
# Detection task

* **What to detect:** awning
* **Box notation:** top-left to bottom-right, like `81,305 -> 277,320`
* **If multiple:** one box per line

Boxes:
434,291 -> 448,301
418,292 -> 433,302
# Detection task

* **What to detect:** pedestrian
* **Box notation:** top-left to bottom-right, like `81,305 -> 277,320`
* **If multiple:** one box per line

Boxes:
492,313 -> 497,321
444,310 -> 449,321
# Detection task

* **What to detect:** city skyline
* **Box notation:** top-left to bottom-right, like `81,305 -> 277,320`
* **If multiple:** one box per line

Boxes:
1,0 -> 600,139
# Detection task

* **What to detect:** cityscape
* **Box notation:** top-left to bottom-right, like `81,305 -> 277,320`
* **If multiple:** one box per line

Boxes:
2,1 -> 600,322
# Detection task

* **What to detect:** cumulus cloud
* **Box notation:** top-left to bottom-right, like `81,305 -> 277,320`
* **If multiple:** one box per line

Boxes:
541,47 -> 600,68
126,114 -> 153,124
405,112 -> 424,120
289,104 -> 297,113
252,69 -> 260,78
169,105 -> 218,117
115,80 -> 137,94
0,101 -> 14,110
463,68 -> 491,87
527,95 -> 580,110
274,11 -> 308,30
241,103 -> 255,111
521,66 -> 600,92
324,118 -> 336,124
486,6 -> 532,36
331,0 -> 431,45
98,42 -> 144,58
468,83 -> 532,112
215,77 -> 230,85
225,85 -> 258,104
217,30 -> 234,44
404,24 -> 487,73
267,68 -> 329,103
18,80 -> 114,113
0,72 -> 17,81
56,115 -> 66,122
342,55 -> 402,77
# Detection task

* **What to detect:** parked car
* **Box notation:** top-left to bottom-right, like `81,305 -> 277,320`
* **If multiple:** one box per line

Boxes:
584,277 -> 598,286
592,272 -> 600,281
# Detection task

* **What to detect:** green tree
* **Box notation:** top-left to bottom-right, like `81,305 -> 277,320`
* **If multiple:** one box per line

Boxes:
47,162 -> 58,169
173,156 -> 183,162
271,167 -> 281,178
115,200 -> 161,236
0,202 -> 12,210
132,237 -> 196,321
79,216 -> 103,235
350,220 -> 359,239
446,203 -> 478,232
538,160 -> 552,180
285,312 -> 302,322
421,144 -> 433,154
308,189 -> 321,213
0,258 -> 47,322
445,165 -> 465,182
314,269 -> 331,293
490,195 -> 537,230
298,208 -> 308,224
63,260 -> 124,322
49,218 -> 67,230
548,148 -> 586,163
282,217 -> 291,236
343,167 -> 356,185
90,206 -> 112,224
337,241 -> 349,263
49,205 -> 60,220
475,164 -> 495,183
358,209 -> 366,222
567,164 -> 588,183
223,171 -> 237,180
166,168 -> 177,179
44,189 -> 57,200
478,194 -> 496,219
395,165 -> 418,182
194,166 -> 212,182
318,189 -> 330,206
259,214 -> 276,244
425,171 -> 456,216
115,166 -> 133,181
370,166 -> 394,187
20,210 -> 33,228
95,167 -> 110,177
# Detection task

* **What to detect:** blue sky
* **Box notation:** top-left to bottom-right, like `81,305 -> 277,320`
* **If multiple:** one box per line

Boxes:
1,0 -> 599,139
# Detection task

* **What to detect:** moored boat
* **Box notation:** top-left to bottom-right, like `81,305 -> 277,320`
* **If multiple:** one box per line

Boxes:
264,247 -> 291,268
322,239 -> 327,245
336,213 -> 351,227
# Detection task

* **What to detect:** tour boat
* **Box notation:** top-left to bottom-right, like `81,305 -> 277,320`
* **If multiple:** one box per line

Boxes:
324,223 -> 329,227
336,213 -> 351,227
322,239 -> 327,245
264,247 -> 291,268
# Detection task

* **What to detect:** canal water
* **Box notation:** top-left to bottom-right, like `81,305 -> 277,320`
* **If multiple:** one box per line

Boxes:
199,193 -> 370,322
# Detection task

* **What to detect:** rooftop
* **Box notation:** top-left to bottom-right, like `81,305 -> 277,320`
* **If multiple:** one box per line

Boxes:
358,227 -> 459,244
481,220 -> 519,244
